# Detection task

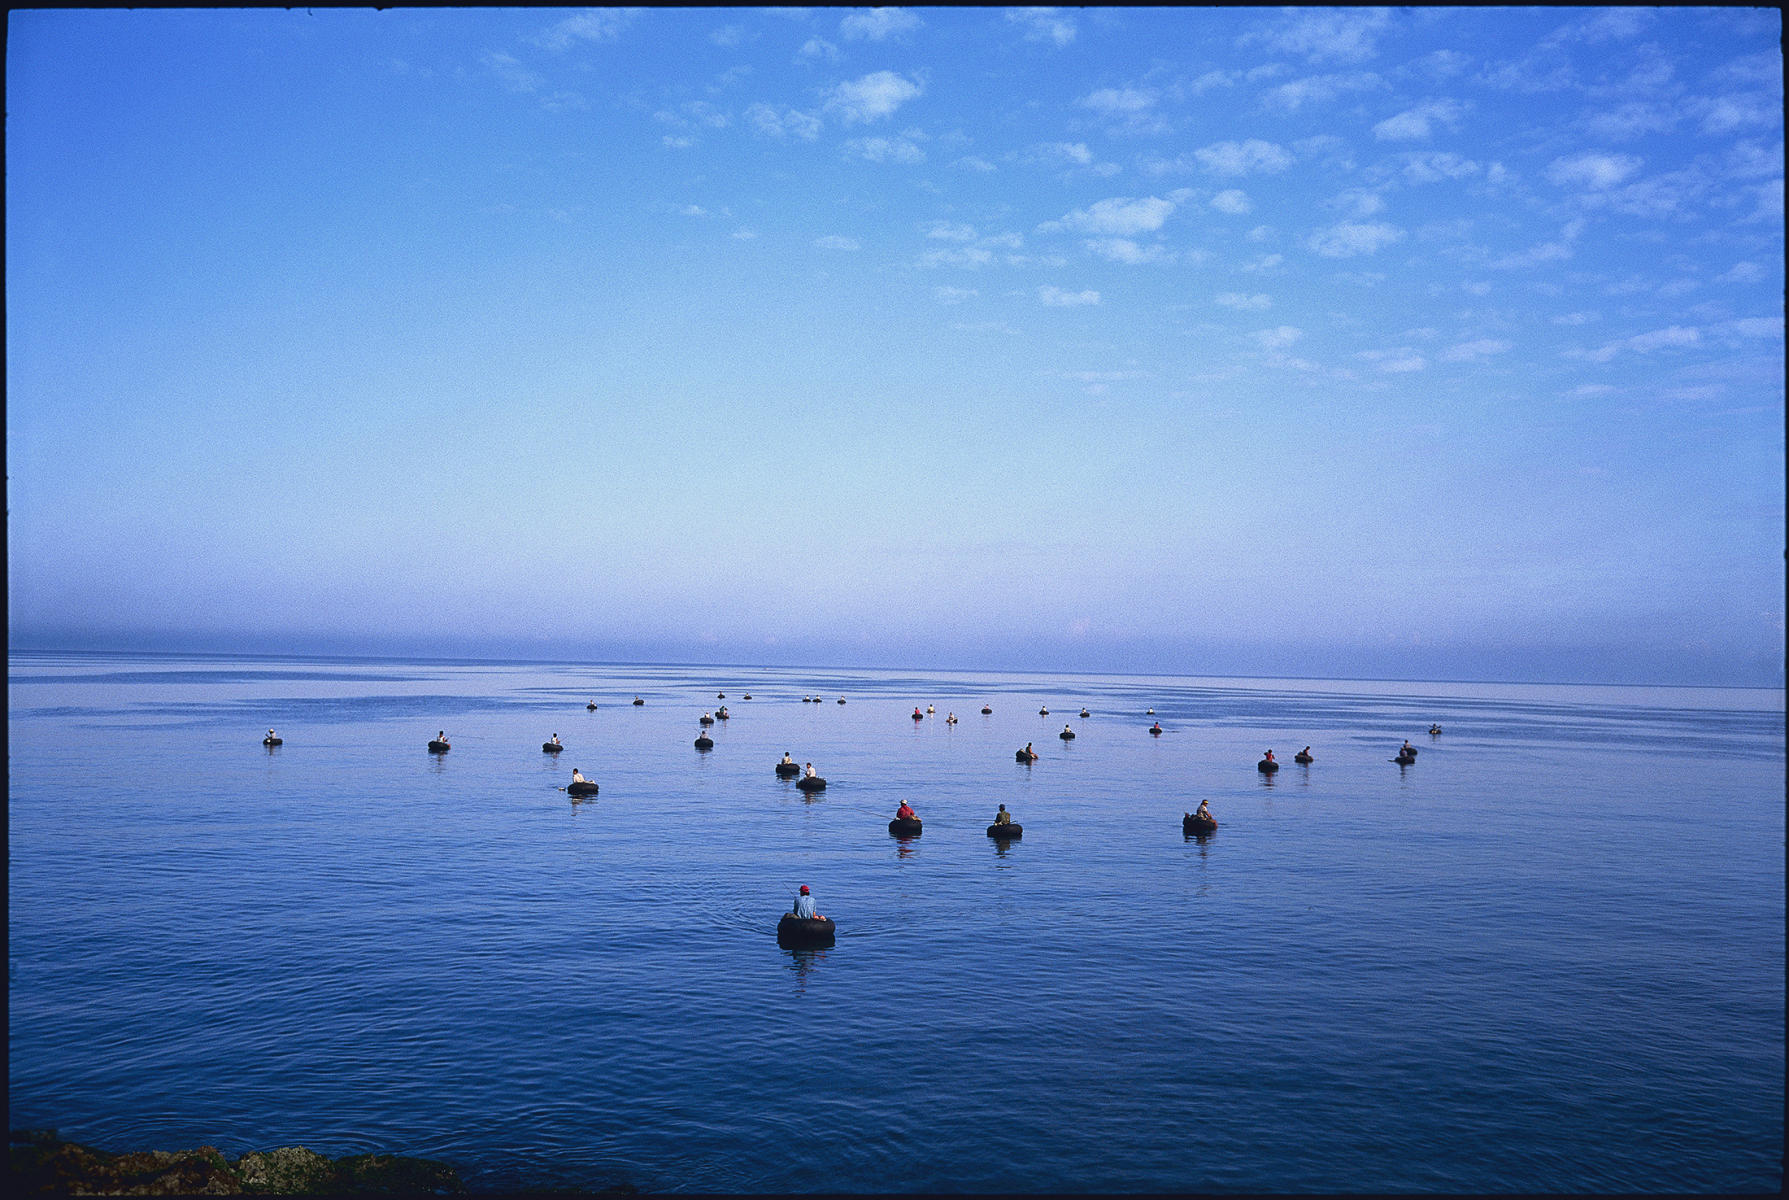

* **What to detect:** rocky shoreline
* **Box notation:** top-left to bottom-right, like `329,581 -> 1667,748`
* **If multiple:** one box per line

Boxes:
11,1128 -> 476,1195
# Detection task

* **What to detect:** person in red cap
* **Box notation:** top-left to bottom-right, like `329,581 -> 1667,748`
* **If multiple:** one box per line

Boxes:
792,885 -> 821,919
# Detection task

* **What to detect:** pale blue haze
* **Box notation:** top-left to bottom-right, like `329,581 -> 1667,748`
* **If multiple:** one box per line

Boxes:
6,8 -> 1784,685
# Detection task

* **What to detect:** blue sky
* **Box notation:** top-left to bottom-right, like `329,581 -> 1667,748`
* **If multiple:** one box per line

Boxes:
7,6 -> 1783,686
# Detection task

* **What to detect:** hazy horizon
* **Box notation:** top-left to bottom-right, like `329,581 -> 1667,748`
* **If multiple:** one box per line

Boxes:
8,8 -> 1784,690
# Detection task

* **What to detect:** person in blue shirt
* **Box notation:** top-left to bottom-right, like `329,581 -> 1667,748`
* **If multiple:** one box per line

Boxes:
792,885 -> 822,919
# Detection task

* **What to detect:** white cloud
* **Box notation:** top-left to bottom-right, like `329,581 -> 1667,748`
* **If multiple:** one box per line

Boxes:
1359,348 -> 1427,372
1398,152 -> 1480,184
1265,72 -> 1384,113
920,246 -> 995,268
731,228 -> 757,240
1373,98 -> 1468,141
1248,7 -> 1393,64
485,52 -> 545,94
536,9 -> 636,51
1254,326 -> 1303,349
662,135 -> 694,149
1085,238 -> 1170,264
1195,139 -> 1294,176
1570,384 -> 1618,398
1583,101 -> 1679,141
1627,325 -> 1699,352
1552,311 -> 1598,325
1493,219 -> 1584,269
1008,7 -> 1077,46
1210,189 -> 1253,214
744,102 -> 822,140
1330,188 -> 1384,217
1033,141 -> 1094,166
826,71 -> 923,124
1307,221 -> 1406,258
840,7 -> 922,41
1546,152 -> 1643,189
1241,253 -> 1284,272
934,286 -> 978,304
1723,317 -> 1782,339
796,38 -> 840,63
710,24 -> 747,47
1440,338 -> 1512,362
1716,262 -> 1765,284
1216,293 -> 1272,310
846,134 -> 926,164
1040,286 -> 1100,306
926,221 -> 976,242
1047,195 -> 1177,236
814,235 -> 861,251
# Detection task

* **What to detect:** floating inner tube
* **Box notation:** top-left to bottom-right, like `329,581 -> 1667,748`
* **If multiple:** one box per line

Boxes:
1015,750 -> 1037,762
1080,709 -> 1090,717
1258,759 -> 1279,772
797,776 -> 826,792
1294,753 -> 1313,763
695,736 -> 714,749
1059,730 -> 1076,740
717,693 -> 725,699
1146,709 -> 1154,715
1402,746 -> 1418,757
888,817 -> 923,835
776,914 -> 836,949
743,694 -> 752,700
263,737 -> 282,746
1149,726 -> 1162,735
912,713 -> 924,721
586,703 -> 597,711
699,717 -> 714,726
717,711 -> 728,720
1039,708 -> 1049,715
1184,814 -> 1218,834
632,699 -> 644,706
567,781 -> 599,796
543,742 -> 563,753
981,706 -> 992,714
837,698 -> 846,704
775,762 -> 800,777
1395,754 -> 1415,765
987,822 -> 1023,838
428,740 -> 450,753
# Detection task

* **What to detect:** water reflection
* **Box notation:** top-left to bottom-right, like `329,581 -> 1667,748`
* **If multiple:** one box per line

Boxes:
891,834 -> 919,859
784,946 -> 829,994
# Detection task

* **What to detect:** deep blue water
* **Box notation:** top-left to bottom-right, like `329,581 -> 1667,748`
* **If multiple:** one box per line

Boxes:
8,652 -> 1784,1193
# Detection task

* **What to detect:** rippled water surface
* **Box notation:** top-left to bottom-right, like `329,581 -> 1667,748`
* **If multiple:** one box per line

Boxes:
9,653 -> 1784,1192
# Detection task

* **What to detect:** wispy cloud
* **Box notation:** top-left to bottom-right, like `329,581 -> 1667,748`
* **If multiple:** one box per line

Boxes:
1440,338 -> 1512,362
1246,7 -> 1394,65
1195,139 -> 1294,176
1210,189 -> 1253,214
1040,285 -> 1100,306
826,71 -> 924,124
814,235 -> 861,251
1546,152 -> 1642,189
1265,72 -> 1384,112
1307,221 -> 1406,258
1216,293 -> 1272,310
1044,195 -> 1178,236
796,37 -> 840,64
1373,98 -> 1468,141
934,286 -> 978,304
1079,86 -> 1168,135
845,133 -> 926,164
1008,7 -> 1077,47
535,9 -> 638,51
745,102 -> 822,140
1254,325 -> 1303,350
1085,238 -> 1172,264
840,7 -> 923,41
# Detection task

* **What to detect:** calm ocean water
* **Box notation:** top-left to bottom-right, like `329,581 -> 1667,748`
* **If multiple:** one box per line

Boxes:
8,652 -> 1783,1193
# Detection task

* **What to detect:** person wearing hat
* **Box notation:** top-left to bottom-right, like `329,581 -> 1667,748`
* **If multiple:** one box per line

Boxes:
895,800 -> 917,821
792,885 -> 822,919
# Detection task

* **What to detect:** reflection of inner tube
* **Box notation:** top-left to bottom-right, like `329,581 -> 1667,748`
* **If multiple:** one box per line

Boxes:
797,776 -> 826,792
695,735 -> 714,749
987,822 -> 1022,838
775,762 -> 800,777
1015,749 -> 1037,762
568,780 -> 599,796
263,737 -> 282,746
428,740 -> 450,753
1258,759 -> 1278,772
543,742 -> 563,753
1294,753 -> 1313,763
888,817 -> 923,835
1184,813 -> 1217,834
1060,730 -> 1076,740
777,914 -> 836,948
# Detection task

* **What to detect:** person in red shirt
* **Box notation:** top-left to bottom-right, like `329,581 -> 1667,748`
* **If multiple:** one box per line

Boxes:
895,801 -> 917,820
